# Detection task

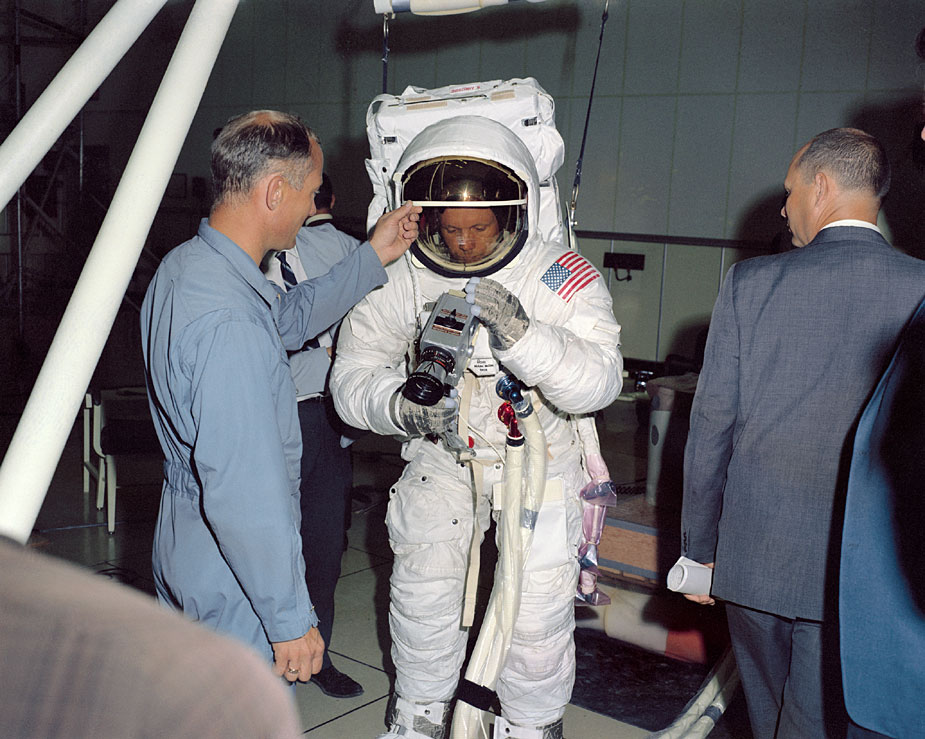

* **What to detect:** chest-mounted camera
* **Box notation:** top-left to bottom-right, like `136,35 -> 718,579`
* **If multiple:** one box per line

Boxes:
402,289 -> 478,406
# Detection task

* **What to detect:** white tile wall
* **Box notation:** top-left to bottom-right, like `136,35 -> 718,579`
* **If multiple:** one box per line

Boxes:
678,0 -> 742,95
668,95 -> 736,237
623,0 -> 684,96
53,0 -> 924,362
612,95 -> 676,233
726,92 -> 798,238
601,240 -> 665,361
574,0 -> 627,100
569,94 -> 623,232
738,0 -> 805,93
800,0 -> 874,92
659,244 -> 722,361
869,0 -> 925,89
795,91 -> 868,144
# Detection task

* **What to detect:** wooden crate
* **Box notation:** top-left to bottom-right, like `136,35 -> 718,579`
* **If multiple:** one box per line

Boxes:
598,493 -> 681,588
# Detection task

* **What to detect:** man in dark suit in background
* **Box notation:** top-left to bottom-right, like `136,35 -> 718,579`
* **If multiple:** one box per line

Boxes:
264,173 -> 365,699
680,127 -> 925,738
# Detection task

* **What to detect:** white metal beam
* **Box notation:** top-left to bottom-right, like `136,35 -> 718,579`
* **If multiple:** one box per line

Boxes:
373,0 -> 548,16
0,0 -> 169,214
0,0 -> 240,543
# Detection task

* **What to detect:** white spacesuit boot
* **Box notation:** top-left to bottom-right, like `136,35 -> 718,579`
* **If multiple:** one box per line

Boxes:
492,716 -> 564,739
376,694 -> 453,739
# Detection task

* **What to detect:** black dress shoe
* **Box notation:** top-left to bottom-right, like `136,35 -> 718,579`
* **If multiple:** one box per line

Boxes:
310,665 -> 364,698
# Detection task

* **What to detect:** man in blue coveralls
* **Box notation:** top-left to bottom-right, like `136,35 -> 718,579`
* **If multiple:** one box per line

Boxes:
141,110 -> 420,682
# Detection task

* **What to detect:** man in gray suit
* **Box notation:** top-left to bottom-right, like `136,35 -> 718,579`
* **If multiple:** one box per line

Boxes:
680,127 -> 925,738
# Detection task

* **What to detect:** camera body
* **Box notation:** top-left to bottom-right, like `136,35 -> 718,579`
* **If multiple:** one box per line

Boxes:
403,289 -> 479,406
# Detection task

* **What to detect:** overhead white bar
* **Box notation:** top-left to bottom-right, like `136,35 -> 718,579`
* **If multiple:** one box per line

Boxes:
0,0 -> 168,214
0,0 -> 240,544
373,0 -> 547,16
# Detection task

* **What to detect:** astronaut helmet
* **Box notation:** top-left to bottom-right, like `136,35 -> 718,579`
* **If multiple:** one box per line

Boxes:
399,155 -> 528,278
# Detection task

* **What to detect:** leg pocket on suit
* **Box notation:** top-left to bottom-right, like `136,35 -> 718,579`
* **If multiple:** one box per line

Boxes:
386,465 -> 471,548
523,479 -> 581,573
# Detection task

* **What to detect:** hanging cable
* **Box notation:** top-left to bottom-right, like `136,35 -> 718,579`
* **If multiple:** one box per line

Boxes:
568,0 -> 610,253
381,12 -> 391,94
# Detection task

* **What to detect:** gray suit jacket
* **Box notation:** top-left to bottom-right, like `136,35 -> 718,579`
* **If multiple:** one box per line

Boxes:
681,226 -> 925,620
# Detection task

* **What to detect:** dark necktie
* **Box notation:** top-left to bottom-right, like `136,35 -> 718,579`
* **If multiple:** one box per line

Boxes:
276,252 -> 298,290
277,251 -> 320,349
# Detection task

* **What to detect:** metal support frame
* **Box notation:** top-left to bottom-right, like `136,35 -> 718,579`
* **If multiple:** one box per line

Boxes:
4,1 -> 87,339
0,0 -> 240,544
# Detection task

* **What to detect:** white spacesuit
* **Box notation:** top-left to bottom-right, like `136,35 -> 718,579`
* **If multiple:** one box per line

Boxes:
331,114 -> 622,739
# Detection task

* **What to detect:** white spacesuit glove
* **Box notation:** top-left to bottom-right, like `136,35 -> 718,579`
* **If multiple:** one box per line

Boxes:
390,391 -> 458,437
464,277 -> 529,350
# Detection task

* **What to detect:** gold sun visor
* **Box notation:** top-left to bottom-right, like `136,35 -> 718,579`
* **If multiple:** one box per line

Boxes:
398,156 -> 528,277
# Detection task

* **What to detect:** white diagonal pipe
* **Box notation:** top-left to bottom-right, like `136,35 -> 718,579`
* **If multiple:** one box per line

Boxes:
647,647 -> 739,739
0,0 -> 169,213
0,0 -> 239,544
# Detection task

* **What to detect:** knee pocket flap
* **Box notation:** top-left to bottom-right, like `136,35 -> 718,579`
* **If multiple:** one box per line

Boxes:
392,597 -> 464,625
390,614 -> 466,653
516,588 -> 576,641
521,560 -> 578,595
390,547 -> 468,620
391,542 -> 469,575
505,629 -> 575,681
387,475 -> 472,546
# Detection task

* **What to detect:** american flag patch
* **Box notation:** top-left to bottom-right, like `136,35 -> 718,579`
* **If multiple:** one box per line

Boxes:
540,252 -> 600,302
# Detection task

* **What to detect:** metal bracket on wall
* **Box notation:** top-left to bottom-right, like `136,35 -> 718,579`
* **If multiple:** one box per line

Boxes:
603,252 -> 645,281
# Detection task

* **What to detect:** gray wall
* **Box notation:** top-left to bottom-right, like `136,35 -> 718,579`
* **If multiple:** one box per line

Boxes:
5,0 -> 925,364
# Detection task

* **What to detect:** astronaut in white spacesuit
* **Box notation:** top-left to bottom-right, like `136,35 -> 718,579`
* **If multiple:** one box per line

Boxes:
330,114 -> 623,739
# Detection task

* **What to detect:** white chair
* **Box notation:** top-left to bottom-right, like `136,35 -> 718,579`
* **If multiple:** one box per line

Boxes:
82,388 -> 160,533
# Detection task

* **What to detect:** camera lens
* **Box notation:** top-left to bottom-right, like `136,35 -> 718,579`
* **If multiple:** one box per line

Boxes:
402,346 -> 455,406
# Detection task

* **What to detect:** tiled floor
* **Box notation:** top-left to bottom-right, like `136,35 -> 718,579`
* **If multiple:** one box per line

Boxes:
4,394 -> 747,738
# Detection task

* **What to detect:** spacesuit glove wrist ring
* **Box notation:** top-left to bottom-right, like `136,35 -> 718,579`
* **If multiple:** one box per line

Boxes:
388,389 -> 406,433
391,389 -> 458,438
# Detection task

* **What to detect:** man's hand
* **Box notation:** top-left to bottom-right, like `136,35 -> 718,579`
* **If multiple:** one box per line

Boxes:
369,201 -> 423,266
682,562 -> 715,606
465,277 -> 529,350
271,626 -> 325,682
391,391 -> 458,437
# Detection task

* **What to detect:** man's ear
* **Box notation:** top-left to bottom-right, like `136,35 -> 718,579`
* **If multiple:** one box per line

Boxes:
812,171 -> 829,206
265,174 -> 285,212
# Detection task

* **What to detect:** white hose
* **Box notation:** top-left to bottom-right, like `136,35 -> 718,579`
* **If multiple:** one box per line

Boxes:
647,646 -> 740,739
451,437 -> 524,739
518,404 -> 547,539
451,391 -> 547,739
